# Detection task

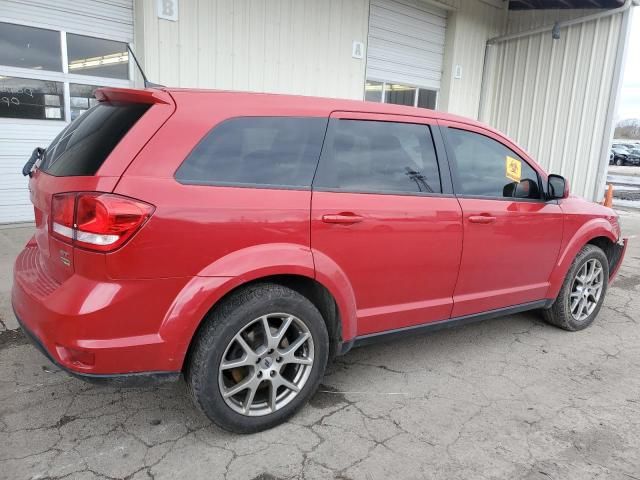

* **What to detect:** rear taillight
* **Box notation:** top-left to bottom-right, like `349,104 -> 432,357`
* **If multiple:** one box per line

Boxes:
50,192 -> 154,252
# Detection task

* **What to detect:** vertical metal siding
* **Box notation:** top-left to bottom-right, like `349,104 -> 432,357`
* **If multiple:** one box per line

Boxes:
481,9 -> 625,201
136,0 -> 369,100
366,0 -> 447,90
0,0 -> 134,41
440,0 -> 506,118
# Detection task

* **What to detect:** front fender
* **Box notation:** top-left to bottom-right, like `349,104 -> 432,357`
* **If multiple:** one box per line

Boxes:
546,218 -> 618,300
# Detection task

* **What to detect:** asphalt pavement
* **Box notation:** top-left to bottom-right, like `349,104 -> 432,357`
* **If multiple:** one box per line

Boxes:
1,212 -> 640,480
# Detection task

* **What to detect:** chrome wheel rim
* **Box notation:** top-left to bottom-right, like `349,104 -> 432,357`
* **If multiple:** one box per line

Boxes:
570,258 -> 604,322
218,313 -> 314,417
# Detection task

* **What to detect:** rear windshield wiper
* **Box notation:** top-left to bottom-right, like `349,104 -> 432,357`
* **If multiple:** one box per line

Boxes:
23,147 -> 45,177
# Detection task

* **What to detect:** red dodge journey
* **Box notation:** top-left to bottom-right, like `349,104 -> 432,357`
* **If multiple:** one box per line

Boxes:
13,87 -> 627,432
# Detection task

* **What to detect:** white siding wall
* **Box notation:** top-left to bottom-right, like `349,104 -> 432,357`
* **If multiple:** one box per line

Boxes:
480,8 -> 630,201
135,0 -> 508,107
135,0 -> 369,100
440,0 -> 507,118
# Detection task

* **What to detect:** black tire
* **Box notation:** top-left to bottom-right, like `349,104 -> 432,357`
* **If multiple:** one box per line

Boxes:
543,244 -> 609,331
186,283 -> 329,433
615,157 -> 624,166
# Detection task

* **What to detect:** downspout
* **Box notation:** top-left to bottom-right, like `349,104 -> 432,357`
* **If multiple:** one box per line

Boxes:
478,0 -> 639,121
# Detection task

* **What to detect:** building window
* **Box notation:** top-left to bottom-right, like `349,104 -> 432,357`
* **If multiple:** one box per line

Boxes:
364,79 -> 438,110
67,34 -> 129,80
70,84 -> 101,120
0,77 -> 64,120
0,22 -> 130,123
364,80 -> 383,102
0,22 -> 62,71
418,89 -> 437,109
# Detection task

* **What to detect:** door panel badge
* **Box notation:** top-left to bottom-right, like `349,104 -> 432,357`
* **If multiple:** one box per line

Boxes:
60,250 -> 71,267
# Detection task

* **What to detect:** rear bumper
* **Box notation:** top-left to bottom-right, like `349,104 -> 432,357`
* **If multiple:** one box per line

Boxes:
14,311 -> 179,386
12,243 -> 188,377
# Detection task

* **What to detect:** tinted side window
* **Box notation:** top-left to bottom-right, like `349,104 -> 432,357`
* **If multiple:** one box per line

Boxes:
314,119 -> 441,194
175,117 -> 327,188
446,128 -> 541,199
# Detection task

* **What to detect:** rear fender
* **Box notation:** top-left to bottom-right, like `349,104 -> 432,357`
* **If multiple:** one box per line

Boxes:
546,218 -> 618,300
159,243 -> 358,367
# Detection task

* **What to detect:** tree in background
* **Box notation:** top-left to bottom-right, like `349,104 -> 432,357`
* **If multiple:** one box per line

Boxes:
615,119 -> 640,140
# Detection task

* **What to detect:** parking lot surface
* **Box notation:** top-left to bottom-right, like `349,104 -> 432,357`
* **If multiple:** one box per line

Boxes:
1,212 -> 640,480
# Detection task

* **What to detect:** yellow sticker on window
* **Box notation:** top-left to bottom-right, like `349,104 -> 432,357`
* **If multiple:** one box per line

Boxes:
505,156 -> 521,183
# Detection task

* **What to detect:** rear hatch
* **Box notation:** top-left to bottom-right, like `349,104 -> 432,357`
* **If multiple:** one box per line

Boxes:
26,88 -> 175,284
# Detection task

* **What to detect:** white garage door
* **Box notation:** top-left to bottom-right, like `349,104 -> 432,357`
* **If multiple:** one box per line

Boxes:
0,0 -> 133,224
365,0 -> 447,108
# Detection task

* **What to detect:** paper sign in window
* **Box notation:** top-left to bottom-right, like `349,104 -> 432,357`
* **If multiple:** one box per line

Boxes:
505,156 -> 522,183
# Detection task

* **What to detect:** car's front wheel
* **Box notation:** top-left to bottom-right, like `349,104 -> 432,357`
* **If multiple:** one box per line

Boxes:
543,244 -> 609,331
187,283 -> 329,433
615,157 -> 625,166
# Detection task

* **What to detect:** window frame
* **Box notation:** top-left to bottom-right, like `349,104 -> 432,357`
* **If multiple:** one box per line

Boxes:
311,112 -> 453,197
174,116 -> 330,191
0,20 -> 132,125
440,123 -> 547,203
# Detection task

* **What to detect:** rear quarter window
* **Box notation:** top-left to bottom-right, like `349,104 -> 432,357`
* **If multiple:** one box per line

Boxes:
41,102 -> 150,176
175,117 -> 328,189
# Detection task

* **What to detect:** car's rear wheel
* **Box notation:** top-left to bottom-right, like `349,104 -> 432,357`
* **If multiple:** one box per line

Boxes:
543,244 -> 609,331
187,283 -> 329,433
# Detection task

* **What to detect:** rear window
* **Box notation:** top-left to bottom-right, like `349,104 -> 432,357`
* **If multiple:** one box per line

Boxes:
40,102 -> 149,176
175,117 -> 327,188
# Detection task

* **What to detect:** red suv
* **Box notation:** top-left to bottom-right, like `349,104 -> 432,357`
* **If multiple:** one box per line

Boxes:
13,87 -> 626,433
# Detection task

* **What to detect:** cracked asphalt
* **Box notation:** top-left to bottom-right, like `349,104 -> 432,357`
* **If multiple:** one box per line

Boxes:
1,211 -> 640,480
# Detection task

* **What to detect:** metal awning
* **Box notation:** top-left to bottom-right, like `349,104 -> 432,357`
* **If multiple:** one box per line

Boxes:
509,0 -> 624,9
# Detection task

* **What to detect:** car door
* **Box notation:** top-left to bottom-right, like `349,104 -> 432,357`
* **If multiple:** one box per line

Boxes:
311,112 -> 463,336
440,121 -> 564,318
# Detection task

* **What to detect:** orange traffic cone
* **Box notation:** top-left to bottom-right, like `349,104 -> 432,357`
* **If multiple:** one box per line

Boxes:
603,184 -> 613,208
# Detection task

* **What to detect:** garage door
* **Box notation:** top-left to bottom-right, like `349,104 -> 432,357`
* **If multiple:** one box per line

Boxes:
0,0 -> 133,224
365,0 -> 447,108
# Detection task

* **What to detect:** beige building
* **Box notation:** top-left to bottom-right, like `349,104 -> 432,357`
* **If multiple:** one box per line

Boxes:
0,0 -> 636,222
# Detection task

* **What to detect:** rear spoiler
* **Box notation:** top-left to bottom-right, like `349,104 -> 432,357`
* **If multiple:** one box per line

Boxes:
94,87 -> 172,105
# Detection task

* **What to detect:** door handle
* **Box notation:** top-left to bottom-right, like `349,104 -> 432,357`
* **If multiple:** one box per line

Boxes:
468,215 -> 496,224
322,213 -> 364,224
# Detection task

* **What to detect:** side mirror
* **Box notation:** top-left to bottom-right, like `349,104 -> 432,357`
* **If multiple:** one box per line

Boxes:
547,174 -> 569,200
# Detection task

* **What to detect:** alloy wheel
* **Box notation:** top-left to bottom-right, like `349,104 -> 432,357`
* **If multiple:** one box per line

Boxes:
218,313 -> 314,416
569,258 -> 604,322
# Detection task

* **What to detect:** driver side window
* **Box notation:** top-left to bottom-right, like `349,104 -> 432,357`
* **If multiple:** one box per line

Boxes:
446,128 -> 541,200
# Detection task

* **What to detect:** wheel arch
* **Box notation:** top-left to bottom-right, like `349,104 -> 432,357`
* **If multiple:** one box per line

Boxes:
547,219 -> 618,300
180,274 -> 344,373
157,242 -> 359,372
